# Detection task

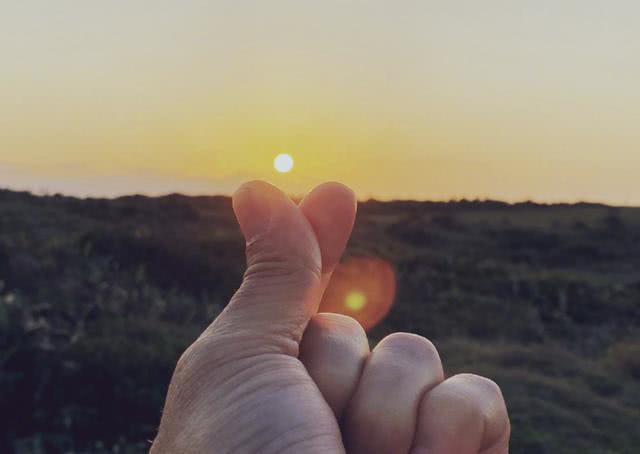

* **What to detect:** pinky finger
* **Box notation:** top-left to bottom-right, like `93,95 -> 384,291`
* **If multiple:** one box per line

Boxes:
411,373 -> 510,454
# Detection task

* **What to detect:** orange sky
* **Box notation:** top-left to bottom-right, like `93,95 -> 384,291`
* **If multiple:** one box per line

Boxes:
1,1 -> 639,204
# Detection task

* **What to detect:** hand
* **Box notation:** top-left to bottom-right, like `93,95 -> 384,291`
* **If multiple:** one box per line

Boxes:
151,181 -> 510,454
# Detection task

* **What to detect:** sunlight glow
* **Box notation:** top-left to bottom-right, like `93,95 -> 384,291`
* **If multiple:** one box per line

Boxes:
320,257 -> 396,331
345,291 -> 367,311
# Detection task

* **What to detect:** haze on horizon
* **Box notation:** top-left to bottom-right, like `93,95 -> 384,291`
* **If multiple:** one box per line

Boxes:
1,1 -> 639,204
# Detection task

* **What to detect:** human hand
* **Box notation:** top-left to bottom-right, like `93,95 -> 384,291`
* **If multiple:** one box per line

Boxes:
151,181 -> 510,454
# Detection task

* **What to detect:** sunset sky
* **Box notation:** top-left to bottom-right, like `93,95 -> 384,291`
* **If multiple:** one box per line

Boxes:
2,1 -> 639,204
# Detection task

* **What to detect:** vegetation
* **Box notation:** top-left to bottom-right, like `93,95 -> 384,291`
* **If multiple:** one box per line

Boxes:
1,189 -> 639,453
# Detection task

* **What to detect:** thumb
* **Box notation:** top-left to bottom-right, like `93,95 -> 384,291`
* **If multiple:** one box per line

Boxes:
207,180 -> 356,356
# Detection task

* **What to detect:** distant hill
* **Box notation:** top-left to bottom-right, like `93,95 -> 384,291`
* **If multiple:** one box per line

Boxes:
1,189 -> 639,453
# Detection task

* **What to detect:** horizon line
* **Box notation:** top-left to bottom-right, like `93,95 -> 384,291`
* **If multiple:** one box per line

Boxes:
1,185 -> 636,209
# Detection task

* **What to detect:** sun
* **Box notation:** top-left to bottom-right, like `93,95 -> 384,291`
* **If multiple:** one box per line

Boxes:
274,153 -> 294,173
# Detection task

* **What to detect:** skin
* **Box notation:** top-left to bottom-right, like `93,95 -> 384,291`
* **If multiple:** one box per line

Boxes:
151,181 -> 510,454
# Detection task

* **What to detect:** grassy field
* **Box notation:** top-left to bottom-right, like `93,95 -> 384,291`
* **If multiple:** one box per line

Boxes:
1,189 -> 639,453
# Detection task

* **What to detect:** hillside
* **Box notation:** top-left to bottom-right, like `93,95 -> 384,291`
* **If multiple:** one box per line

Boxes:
1,189 -> 639,453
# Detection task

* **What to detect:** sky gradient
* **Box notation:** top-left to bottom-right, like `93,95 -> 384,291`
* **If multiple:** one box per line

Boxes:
2,1 -> 639,203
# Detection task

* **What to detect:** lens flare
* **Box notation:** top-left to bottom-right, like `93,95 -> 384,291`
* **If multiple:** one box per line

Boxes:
345,291 -> 367,311
320,257 -> 396,331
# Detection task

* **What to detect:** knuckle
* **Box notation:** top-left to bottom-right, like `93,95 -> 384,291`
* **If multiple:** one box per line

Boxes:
426,377 -> 485,422
311,313 -> 366,337
302,314 -> 369,360
244,235 -> 322,282
453,373 -> 504,401
379,332 -> 441,364
175,338 -> 212,373
444,374 -> 511,446
244,259 -> 320,285
175,335 -> 233,378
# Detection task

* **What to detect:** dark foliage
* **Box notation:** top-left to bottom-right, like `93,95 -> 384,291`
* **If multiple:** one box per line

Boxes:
0,189 -> 639,453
